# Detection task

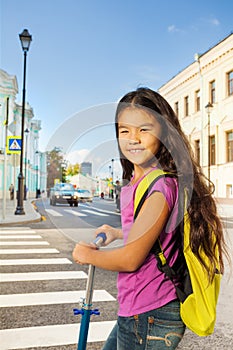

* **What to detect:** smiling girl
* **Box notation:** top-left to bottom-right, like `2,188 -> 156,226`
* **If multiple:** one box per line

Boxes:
73,87 -> 227,350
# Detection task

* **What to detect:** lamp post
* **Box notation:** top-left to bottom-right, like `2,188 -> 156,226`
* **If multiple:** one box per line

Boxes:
205,102 -> 213,185
24,128 -> 29,200
111,158 -> 114,199
15,29 -> 32,215
35,151 -> 39,198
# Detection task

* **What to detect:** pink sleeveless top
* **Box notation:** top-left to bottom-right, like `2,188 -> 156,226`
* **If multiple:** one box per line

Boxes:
117,169 -> 179,316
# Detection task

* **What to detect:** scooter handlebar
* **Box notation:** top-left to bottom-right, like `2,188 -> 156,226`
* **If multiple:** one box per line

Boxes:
92,233 -> 107,247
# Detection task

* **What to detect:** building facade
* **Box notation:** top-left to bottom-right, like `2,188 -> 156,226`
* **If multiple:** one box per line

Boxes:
158,33 -> 233,198
80,162 -> 92,176
0,68 -> 46,200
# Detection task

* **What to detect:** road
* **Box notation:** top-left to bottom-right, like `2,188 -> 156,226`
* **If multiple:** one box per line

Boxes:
0,198 -> 232,349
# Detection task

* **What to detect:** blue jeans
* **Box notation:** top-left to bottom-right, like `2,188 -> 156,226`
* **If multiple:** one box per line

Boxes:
102,300 -> 185,350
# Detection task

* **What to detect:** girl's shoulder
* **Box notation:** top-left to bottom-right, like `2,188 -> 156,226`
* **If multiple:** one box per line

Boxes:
146,172 -> 178,211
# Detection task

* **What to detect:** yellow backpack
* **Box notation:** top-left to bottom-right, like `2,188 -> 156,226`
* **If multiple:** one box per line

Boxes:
134,169 -> 221,337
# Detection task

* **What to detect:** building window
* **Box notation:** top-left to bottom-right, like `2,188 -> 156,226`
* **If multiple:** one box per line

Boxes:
209,80 -> 216,104
226,184 -> 232,198
195,89 -> 200,112
174,101 -> 179,117
195,139 -> 200,165
227,71 -> 233,96
184,96 -> 189,117
210,135 -> 216,165
226,130 -> 233,162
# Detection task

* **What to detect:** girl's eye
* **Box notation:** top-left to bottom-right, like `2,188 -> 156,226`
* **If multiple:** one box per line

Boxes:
119,130 -> 128,134
140,128 -> 149,132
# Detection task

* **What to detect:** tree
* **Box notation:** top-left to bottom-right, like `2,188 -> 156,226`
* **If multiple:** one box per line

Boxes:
46,148 -> 65,188
66,163 -> 80,177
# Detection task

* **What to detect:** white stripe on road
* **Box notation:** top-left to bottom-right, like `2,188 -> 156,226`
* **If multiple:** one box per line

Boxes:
45,209 -> 63,216
0,321 -> 116,349
64,209 -> 87,217
0,235 -> 42,239
0,289 -> 116,307
0,248 -> 59,254
0,241 -> 49,246
0,230 -> 36,234
82,209 -> 108,216
91,205 -> 121,215
0,271 -> 88,282
0,258 -> 72,265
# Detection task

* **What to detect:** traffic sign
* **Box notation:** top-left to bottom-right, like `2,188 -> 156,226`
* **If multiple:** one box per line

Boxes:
7,136 -> 22,154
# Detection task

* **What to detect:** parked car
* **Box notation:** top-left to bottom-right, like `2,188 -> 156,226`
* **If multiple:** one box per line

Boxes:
77,189 -> 93,202
49,183 -> 78,206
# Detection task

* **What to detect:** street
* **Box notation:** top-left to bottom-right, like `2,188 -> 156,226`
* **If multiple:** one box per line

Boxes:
0,198 -> 233,349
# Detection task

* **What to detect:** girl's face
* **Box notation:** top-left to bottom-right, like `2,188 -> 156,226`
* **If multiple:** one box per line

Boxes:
118,107 -> 161,169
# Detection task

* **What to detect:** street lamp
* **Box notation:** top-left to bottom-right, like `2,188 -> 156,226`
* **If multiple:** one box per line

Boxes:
111,158 -> 114,199
111,158 -> 114,183
24,128 -> 29,200
35,151 -> 39,198
205,102 -> 213,185
15,29 -> 32,215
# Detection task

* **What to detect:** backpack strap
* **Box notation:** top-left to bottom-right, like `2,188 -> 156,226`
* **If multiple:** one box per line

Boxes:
134,169 -> 176,219
133,169 -> 176,271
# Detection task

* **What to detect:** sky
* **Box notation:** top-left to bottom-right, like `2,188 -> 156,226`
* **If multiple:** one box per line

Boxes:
1,0 -> 233,179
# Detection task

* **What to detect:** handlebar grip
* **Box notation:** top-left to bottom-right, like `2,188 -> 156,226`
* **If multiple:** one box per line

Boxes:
92,233 -> 107,247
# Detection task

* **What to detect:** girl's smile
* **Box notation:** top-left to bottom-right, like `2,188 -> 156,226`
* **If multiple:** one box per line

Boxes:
118,107 -> 161,169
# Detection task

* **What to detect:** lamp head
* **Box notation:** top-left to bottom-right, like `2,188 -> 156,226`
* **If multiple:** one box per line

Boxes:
205,102 -> 213,114
19,29 -> 32,52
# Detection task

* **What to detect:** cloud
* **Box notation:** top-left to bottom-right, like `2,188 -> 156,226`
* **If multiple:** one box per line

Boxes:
167,24 -> 181,33
65,149 -> 90,164
209,17 -> 220,26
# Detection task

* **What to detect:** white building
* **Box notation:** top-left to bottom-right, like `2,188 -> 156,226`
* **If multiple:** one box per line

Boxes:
0,68 -> 46,199
158,33 -> 233,198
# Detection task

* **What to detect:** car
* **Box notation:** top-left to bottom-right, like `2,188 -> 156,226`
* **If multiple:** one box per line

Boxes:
49,183 -> 78,206
77,189 -> 93,202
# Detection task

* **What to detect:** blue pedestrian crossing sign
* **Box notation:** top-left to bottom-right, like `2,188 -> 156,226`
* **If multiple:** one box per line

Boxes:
7,136 -> 22,154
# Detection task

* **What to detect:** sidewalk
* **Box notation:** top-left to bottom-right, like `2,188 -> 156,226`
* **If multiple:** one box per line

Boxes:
0,198 -> 41,226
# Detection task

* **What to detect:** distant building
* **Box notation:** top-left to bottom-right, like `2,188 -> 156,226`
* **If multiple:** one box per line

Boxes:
80,162 -> 92,176
158,33 -> 233,198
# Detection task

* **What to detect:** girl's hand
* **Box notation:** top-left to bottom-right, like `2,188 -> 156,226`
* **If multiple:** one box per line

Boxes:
95,224 -> 122,246
72,241 -> 97,265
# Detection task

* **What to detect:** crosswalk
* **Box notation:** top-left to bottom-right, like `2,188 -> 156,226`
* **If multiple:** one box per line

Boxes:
0,226 -> 116,349
45,204 -> 120,218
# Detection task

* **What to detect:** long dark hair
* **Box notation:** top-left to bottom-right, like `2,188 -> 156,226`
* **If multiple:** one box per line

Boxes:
115,87 -> 228,280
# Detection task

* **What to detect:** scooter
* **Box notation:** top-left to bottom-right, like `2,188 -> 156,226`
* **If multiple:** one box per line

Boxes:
73,233 -> 107,350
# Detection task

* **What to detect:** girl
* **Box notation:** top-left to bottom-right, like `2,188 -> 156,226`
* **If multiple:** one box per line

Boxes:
73,87 -> 227,350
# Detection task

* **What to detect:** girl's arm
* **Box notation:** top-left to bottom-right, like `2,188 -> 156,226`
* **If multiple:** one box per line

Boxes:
72,191 -> 169,272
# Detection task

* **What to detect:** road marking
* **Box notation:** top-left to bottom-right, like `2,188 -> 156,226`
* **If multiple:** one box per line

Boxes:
0,229 -> 36,234
0,258 -> 72,265
0,248 -> 59,254
0,241 -> 49,246
0,289 -> 116,307
91,205 -> 121,215
0,321 -> 116,349
82,209 -> 108,216
45,209 -> 63,216
64,209 -> 87,217
0,235 -> 42,239
0,271 -> 88,282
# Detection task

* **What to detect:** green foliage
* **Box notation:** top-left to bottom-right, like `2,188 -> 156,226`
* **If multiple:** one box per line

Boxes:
66,163 -> 80,176
46,148 -> 65,188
